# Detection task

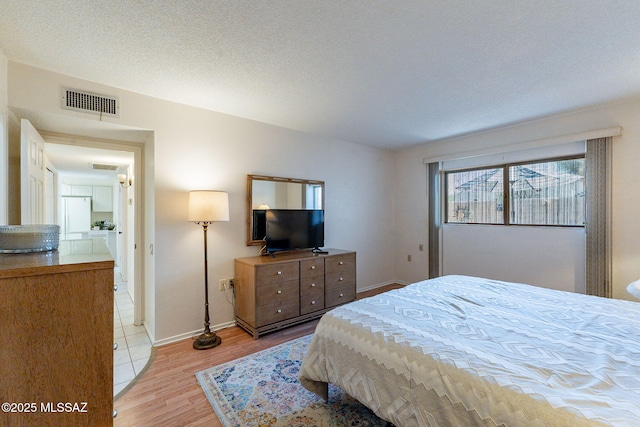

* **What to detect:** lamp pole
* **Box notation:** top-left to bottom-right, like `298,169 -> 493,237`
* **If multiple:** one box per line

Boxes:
192,221 -> 220,350
188,190 -> 229,351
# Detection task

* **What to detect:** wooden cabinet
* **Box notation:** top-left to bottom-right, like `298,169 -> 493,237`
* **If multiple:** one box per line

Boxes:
0,240 -> 115,426
234,249 -> 356,338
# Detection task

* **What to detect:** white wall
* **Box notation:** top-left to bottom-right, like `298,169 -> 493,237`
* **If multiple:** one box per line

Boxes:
6,62 -> 396,343
394,98 -> 640,301
442,225 -> 585,293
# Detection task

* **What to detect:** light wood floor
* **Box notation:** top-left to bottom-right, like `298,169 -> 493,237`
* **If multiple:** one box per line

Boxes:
113,284 -> 402,427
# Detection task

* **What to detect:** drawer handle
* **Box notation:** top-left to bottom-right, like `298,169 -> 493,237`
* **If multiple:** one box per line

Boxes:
114,342 -> 118,351
339,277 -> 344,281
311,300 -> 316,305
277,290 -> 282,294
113,409 -> 118,418
114,284 -> 118,292
277,309 -> 282,313
311,265 -> 316,270
339,293 -> 344,297
277,271 -> 282,275
311,283 -> 316,287
339,261 -> 344,265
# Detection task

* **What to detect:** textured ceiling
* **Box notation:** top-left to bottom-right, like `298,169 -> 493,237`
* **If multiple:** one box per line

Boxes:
1,1 -> 640,150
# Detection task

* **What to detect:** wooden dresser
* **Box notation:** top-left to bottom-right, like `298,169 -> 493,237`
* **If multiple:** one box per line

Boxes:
0,239 -> 114,426
234,249 -> 356,338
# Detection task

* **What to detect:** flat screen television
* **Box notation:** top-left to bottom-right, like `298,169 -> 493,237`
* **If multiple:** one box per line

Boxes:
265,209 -> 324,253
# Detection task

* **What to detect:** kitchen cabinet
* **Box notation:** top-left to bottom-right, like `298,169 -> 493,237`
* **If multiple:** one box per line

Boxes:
71,185 -> 93,197
60,186 -> 113,212
92,186 -> 113,212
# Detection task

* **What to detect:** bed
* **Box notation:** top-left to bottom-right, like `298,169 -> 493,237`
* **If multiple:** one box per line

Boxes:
298,275 -> 640,426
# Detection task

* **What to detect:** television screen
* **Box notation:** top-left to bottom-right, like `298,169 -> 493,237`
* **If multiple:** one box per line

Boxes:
265,209 -> 324,252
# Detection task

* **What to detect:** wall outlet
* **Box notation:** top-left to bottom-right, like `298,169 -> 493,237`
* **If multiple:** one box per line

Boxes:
219,279 -> 228,291
228,278 -> 235,288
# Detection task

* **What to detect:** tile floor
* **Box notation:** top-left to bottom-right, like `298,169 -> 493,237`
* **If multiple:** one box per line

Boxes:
113,274 -> 152,396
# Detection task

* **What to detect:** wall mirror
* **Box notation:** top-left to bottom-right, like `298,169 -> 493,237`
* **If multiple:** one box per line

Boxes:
246,174 -> 325,246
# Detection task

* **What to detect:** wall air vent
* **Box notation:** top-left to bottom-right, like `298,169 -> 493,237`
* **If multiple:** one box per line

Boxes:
62,88 -> 119,118
92,163 -> 119,171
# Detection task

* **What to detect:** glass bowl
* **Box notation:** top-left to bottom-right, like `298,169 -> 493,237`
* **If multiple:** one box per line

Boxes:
0,225 -> 61,253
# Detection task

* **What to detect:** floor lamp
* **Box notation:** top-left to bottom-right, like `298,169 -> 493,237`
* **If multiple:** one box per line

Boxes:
188,190 -> 229,350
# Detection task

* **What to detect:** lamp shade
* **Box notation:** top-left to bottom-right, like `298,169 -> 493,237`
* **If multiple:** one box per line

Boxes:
188,190 -> 230,222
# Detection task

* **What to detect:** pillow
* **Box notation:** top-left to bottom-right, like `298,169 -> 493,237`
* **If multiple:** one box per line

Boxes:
626,280 -> 640,300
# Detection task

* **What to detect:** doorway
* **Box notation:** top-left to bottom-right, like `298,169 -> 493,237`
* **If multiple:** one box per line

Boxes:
45,134 -> 144,323
43,137 -> 154,395
11,112 -> 152,337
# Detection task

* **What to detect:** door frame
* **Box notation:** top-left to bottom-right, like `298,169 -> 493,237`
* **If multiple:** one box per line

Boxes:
42,131 -> 147,327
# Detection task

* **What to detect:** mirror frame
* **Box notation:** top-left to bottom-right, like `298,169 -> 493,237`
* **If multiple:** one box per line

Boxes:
246,174 -> 325,246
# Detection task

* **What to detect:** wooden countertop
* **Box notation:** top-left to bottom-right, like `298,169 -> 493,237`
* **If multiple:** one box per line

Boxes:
0,239 -> 114,279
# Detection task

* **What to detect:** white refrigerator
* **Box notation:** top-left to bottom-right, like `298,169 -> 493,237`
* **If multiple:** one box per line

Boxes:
61,196 -> 92,239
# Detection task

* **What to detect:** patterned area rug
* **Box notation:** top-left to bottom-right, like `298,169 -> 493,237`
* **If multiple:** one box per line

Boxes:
195,334 -> 388,426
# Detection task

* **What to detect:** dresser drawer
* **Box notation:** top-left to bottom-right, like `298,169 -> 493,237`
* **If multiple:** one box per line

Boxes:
256,280 -> 299,306
300,258 -> 324,278
325,253 -> 355,275
255,262 -> 299,285
256,299 -> 299,326
300,273 -> 324,292
324,253 -> 356,274
300,274 -> 324,315
300,293 -> 324,315
325,283 -> 356,308
326,271 -> 355,290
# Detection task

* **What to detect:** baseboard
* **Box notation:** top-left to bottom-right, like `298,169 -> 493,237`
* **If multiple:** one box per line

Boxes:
143,322 -> 154,345
357,280 -> 408,294
153,320 -> 237,347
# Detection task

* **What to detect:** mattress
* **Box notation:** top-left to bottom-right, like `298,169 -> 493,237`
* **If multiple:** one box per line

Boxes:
298,275 -> 640,426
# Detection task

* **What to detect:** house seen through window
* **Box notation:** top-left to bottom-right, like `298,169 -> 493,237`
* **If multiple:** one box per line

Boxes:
445,157 -> 585,226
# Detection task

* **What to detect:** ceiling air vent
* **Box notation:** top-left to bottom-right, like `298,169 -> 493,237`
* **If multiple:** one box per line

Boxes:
62,88 -> 119,118
92,163 -> 119,171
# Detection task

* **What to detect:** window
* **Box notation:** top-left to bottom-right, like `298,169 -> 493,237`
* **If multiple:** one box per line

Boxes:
305,184 -> 323,209
445,157 -> 585,226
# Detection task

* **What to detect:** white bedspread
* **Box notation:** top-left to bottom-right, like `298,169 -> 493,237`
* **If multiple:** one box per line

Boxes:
299,275 -> 640,427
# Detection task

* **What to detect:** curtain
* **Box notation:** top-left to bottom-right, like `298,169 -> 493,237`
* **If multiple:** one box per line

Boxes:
428,162 -> 440,278
585,137 -> 611,297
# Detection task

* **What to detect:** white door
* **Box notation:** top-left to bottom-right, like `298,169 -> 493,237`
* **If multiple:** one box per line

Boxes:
20,119 -> 47,224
